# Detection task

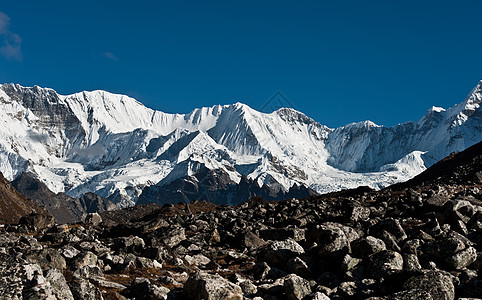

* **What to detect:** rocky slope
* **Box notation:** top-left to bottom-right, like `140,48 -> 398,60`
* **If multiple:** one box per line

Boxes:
0,171 -> 41,224
0,81 -> 480,207
11,172 -> 116,224
0,141 -> 481,299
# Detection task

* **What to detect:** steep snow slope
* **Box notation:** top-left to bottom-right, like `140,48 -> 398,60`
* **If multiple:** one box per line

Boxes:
326,81 -> 482,172
0,81 -> 480,207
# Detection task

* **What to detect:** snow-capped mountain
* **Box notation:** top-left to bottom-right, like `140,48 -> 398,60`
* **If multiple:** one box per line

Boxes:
0,81 -> 480,207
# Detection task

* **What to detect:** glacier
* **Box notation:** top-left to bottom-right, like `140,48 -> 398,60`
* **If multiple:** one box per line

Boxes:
0,81 -> 481,207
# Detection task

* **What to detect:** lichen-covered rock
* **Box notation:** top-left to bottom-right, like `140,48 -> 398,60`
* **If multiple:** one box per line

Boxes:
69,276 -> 103,300
283,274 -> 312,300
352,236 -> 386,258
183,271 -> 243,300
258,238 -> 305,266
401,270 -> 455,300
45,269 -> 74,300
367,250 -> 403,278
446,246 -> 477,270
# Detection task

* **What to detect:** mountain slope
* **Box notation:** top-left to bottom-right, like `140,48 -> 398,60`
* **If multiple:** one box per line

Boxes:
11,172 -> 116,223
0,171 -> 41,224
0,81 -> 481,207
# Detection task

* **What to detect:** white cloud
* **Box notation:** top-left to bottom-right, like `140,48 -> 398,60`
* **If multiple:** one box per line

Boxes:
102,52 -> 118,61
0,11 -> 22,61
0,12 -> 9,35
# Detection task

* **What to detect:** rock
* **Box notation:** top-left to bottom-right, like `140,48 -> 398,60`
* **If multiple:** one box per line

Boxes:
352,236 -> 386,258
208,228 -> 221,245
258,238 -> 305,267
185,254 -> 211,267
283,274 -> 312,300
402,270 -> 455,300
311,292 -> 331,300
308,224 -> 350,255
257,278 -> 285,297
69,276 -> 103,300
252,262 -> 287,280
424,234 -> 467,259
260,227 -> 306,242
239,279 -> 257,296
240,230 -> 267,250
287,256 -> 313,277
115,235 -> 145,254
446,246 -> 477,270
385,289 -> 434,299
183,271 -> 243,300
85,213 -> 102,226
367,250 -> 403,278
350,205 -> 371,222
32,248 -> 67,271
70,251 -> 98,270
341,254 -> 362,273
62,246 -> 80,259
122,278 -> 169,300
45,269 -> 74,300
18,213 -> 55,231
156,226 -> 186,248
444,200 -> 476,224
338,281 -> 358,298
403,254 -> 422,270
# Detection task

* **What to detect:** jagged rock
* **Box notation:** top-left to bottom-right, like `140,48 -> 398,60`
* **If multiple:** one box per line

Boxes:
384,270 -> 455,300
350,205 -> 371,222
183,271 -> 243,300
45,269 -> 74,300
308,224 -> 350,255
240,230 -> 266,250
446,246 -> 477,270
367,250 -> 403,278
29,248 -> 67,271
287,256 -> 313,277
70,251 -> 98,269
239,279 -> 257,296
114,235 -> 145,254
310,292 -> 331,300
252,261 -> 287,280
122,278 -> 169,300
338,281 -> 358,298
258,238 -> 305,267
185,254 -> 211,267
402,270 -> 455,300
69,276 -> 103,300
352,236 -> 386,258
283,274 -> 312,300
18,213 -> 55,231
403,254 -> 422,270
156,226 -> 186,248
85,213 -> 102,226
444,200 -> 476,224
424,234 -> 467,259
257,278 -> 285,297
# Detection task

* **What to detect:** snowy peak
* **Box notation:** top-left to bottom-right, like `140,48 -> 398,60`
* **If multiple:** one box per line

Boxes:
0,81 -> 481,207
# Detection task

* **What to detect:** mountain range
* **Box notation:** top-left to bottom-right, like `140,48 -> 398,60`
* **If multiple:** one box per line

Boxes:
0,81 -> 480,208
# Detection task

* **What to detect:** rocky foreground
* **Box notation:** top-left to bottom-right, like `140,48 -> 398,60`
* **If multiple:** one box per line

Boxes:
1,142 -> 482,299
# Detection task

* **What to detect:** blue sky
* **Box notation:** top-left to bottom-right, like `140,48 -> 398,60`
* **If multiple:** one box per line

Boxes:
0,0 -> 481,128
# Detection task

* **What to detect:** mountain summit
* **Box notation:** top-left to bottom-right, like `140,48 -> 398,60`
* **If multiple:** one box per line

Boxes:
0,82 -> 481,207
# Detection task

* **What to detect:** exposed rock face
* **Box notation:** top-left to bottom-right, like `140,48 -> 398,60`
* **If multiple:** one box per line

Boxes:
137,171 -> 316,206
12,172 -> 115,223
0,141 -> 481,299
0,171 -> 41,224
